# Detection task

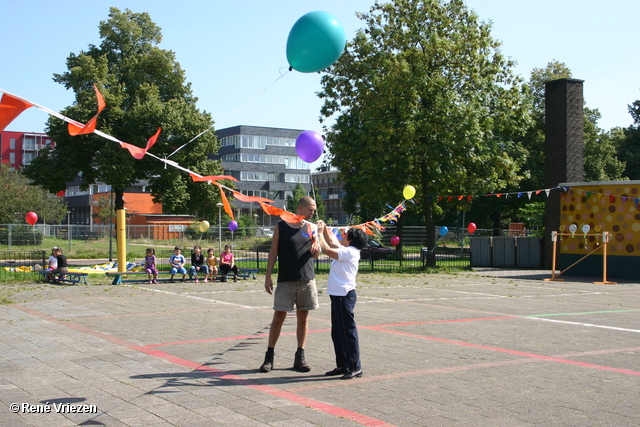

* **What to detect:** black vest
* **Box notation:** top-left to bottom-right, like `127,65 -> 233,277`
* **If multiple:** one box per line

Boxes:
277,220 -> 315,282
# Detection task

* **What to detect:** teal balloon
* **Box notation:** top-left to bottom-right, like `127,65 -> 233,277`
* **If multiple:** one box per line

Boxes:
286,11 -> 346,73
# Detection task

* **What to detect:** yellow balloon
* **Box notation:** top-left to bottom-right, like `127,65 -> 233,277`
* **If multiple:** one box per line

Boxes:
199,220 -> 210,232
403,185 -> 416,200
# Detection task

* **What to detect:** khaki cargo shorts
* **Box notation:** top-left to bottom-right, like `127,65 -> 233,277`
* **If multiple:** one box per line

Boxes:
273,279 -> 319,312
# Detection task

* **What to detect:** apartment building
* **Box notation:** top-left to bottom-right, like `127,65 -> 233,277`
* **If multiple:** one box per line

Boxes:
0,131 -> 55,168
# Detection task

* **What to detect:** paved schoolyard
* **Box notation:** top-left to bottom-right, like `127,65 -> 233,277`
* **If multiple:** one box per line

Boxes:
1,269 -> 638,426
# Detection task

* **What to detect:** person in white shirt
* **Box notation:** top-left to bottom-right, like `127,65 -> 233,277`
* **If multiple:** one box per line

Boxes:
316,220 -> 367,380
45,247 -> 59,282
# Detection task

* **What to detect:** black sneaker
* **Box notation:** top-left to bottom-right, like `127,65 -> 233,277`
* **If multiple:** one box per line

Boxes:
293,349 -> 311,372
260,351 -> 274,373
341,369 -> 363,380
325,367 -> 349,376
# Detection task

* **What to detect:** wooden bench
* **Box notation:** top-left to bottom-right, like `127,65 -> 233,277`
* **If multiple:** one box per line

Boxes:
216,268 -> 258,281
37,270 -> 89,285
106,271 -> 174,285
106,268 -> 258,285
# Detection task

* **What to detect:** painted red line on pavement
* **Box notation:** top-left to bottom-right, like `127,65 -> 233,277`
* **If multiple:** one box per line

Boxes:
132,345 -> 394,426
372,316 -> 517,328
80,307 -> 222,320
284,346 -> 640,393
11,304 -> 395,427
12,304 -> 141,348
368,326 -> 640,376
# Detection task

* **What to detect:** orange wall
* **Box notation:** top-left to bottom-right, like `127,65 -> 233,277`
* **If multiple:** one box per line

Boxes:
93,192 -> 162,224
124,192 -> 162,215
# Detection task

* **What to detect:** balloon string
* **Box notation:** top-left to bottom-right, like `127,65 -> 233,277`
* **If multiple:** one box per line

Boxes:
167,68 -> 291,159
218,68 -> 290,123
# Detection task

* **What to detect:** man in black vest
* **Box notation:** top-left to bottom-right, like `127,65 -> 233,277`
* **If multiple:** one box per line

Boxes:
260,196 -> 320,373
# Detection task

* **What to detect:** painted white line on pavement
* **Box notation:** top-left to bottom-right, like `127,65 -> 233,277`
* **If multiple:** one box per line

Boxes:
122,284 -> 260,309
527,316 -> 640,333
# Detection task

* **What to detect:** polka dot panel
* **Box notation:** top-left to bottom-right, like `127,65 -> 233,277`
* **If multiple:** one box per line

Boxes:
561,185 -> 640,256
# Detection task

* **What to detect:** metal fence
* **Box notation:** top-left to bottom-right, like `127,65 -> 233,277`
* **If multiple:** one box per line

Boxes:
0,250 -> 46,281
0,223 -> 536,248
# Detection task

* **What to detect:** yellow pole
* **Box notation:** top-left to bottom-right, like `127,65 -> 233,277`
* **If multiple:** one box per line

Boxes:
117,209 -> 127,273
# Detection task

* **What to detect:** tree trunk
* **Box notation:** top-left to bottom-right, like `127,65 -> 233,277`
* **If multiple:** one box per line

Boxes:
490,211 -> 502,236
421,160 -> 436,267
114,189 -> 125,211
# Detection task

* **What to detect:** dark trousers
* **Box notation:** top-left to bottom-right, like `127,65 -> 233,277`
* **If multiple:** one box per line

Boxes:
330,290 -> 361,372
219,264 -> 238,276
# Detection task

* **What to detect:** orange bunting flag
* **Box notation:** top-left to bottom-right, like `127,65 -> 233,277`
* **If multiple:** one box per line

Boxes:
447,196 -> 453,202
352,224 -> 376,235
189,173 -> 238,183
231,191 -> 273,203
68,85 -> 105,136
259,202 -> 305,223
119,128 -> 162,159
0,93 -> 33,132
467,195 -> 472,202
213,183 -> 234,221
457,195 -> 463,201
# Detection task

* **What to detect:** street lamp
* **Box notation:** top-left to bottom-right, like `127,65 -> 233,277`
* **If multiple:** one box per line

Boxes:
67,210 -> 72,253
216,202 -> 223,252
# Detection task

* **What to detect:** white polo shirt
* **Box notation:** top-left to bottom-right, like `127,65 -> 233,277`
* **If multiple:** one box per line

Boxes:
327,245 -> 361,296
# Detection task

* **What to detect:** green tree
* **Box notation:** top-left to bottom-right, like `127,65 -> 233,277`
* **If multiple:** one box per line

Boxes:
0,163 -> 67,224
524,60 -> 624,185
285,183 -> 326,220
92,193 -> 115,225
583,108 -> 625,181
319,0 -> 531,260
24,8 -> 225,216
617,100 -> 640,179
475,60 -> 625,234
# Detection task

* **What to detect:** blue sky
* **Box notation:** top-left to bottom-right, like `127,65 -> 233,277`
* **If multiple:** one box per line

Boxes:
2,0 -> 638,170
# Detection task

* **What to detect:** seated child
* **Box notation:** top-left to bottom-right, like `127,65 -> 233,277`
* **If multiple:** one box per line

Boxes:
206,248 -> 218,282
169,246 -> 187,282
145,248 -> 158,284
188,245 -> 209,283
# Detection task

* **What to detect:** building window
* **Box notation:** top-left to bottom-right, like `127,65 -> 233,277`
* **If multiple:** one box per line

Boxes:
240,171 -> 268,181
9,152 -> 15,164
10,138 -> 15,150
23,136 -> 36,150
268,173 -> 280,182
23,152 -> 35,166
284,174 -> 310,183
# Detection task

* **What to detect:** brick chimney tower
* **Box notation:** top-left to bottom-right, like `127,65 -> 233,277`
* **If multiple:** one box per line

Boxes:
544,78 -> 584,268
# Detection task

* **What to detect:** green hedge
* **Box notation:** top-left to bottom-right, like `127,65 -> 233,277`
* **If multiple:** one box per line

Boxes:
0,226 -> 43,246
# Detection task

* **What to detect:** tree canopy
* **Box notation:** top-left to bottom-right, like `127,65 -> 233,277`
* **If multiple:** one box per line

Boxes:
318,0 -> 531,253
617,100 -> 640,179
24,7 -> 225,216
0,163 -> 67,224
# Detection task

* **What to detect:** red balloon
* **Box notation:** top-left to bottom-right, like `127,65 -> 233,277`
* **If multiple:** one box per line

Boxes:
390,236 -> 400,246
25,211 -> 38,226
467,223 -> 477,234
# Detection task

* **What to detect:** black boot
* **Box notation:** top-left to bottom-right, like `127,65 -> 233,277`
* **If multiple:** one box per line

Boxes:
293,348 -> 311,372
260,349 -> 274,373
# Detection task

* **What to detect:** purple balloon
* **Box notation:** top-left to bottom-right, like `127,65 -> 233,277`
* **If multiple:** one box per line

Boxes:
228,221 -> 238,232
295,130 -> 325,163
